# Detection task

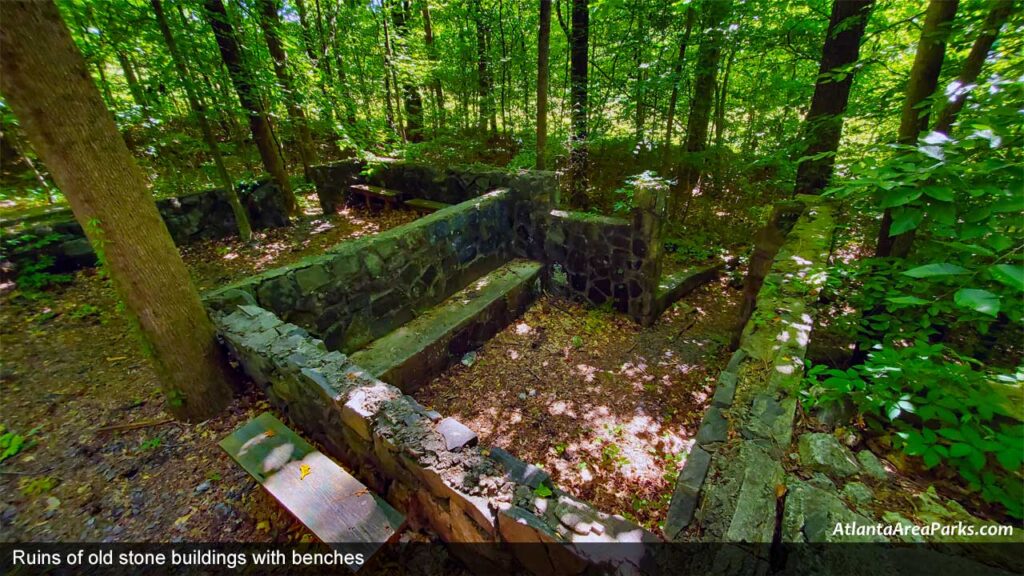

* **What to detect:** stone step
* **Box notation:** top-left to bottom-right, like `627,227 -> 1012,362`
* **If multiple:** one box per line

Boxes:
654,261 -> 724,312
220,412 -> 405,561
349,259 -> 543,392
404,198 -> 451,214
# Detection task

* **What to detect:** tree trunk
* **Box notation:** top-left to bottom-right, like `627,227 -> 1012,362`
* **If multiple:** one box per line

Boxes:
713,48 -> 735,149
151,0 -> 251,241
257,0 -> 318,179
0,0 -> 234,421
663,6 -> 696,162
675,0 -> 732,216
933,0 -> 1013,135
116,51 -> 148,109
203,0 -> 296,215
876,0 -> 959,258
536,0 -> 552,170
391,1 -> 425,142
793,0 -> 874,196
475,5 -> 493,134
568,0 -> 589,209
421,2 -> 445,129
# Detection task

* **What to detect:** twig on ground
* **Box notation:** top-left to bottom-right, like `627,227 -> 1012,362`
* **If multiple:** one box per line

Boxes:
95,418 -> 175,433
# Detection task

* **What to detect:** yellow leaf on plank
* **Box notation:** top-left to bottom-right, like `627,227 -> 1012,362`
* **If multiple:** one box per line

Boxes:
299,464 -> 311,480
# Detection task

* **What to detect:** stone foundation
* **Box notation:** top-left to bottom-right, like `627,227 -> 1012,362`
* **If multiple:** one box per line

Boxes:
1,180 -> 290,275
212,303 -> 658,573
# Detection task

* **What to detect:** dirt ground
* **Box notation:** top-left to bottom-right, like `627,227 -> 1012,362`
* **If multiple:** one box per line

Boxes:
414,277 -> 742,535
0,196 -> 417,546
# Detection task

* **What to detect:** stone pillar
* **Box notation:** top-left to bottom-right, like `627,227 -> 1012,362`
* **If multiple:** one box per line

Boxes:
310,158 -> 365,214
628,180 -> 667,325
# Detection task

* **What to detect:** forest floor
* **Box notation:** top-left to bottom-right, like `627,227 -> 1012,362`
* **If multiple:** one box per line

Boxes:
0,195 -> 440,558
414,278 -> 741,536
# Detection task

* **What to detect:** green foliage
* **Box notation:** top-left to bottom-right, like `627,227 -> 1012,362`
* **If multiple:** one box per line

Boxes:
0,424 -> 39,463
19,476 -> 57,497
532,482 -> 553,498
816,79 -> 1024,518
138,436 -> 163,452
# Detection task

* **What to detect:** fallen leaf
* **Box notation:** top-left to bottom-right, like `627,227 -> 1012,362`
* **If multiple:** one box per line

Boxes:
299,464 -> 311,480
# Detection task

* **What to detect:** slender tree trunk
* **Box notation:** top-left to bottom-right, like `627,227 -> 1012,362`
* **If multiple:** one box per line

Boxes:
380,14 -> 398,134
1,0 -> 234,421
293,0 -> 335,125
536,0 -> 552,170
933,0 -> 1014,135
391,1 -> 425,142
663,6 -> 696,162
568,0 -> 589,209
675,0 -> 732,216
713,48 -> 735,149
95,59 -> 115,105
876,0 -> 959,258
475,4 -> 493,134
257,0 -> 317,179
793,0 -> 874,196
422,2 -> 445,129
151,0 -> 251,241
203,0 -> 296,215
116,51 -> 148,109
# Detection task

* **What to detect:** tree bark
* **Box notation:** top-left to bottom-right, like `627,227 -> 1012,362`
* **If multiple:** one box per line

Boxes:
475,3 -> 494,134
663,6 -> 696,163
116,51 -> 148,109
204,0 -> 296,215
568,0 -> 589,209
876,0 -> 959,258
151,0 -> 251,241
0,0 -> 234,421
257,0 -> 318,179
536,0 -> 552,170
422,2 -> 445,129
933,0 -> 1014,135
793,0 -> 874,196
391,1 -> 425,142
675,0 -> 732,216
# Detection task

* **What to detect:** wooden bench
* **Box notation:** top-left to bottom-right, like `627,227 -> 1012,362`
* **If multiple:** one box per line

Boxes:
220,412 -> 404,567
404,198 -> 451,214
348,184 -> 401,212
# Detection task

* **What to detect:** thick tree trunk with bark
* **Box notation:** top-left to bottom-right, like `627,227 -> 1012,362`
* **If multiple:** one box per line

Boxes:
675,0 -> 732,216
257,0 -> 318,178
877,0 -> 959,257
536,0 -> 551,170
793,0 -> 874,196
933,0 -> 1014,135
568,0 -> 589,209
203,0 -> 297,215
0,0 -> 234,421
151,0 -> 251,241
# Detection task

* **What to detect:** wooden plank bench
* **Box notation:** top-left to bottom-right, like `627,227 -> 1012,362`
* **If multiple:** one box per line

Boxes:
220,412 -> 404,567
348,184 -> 401,212
404,198 -> 451,214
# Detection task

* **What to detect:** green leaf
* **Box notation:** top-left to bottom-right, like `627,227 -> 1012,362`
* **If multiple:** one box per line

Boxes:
902,263 -> 970,278
923,449 -> 941,469
949,443 -> 972,457
992,197 -> 1024,213
954,288 -> 1001,317
879,188 -> 922,208
990,264 -> 1024,292
890,207 -> 923,235
921,186 -> 954,202
886,296 -> 930,305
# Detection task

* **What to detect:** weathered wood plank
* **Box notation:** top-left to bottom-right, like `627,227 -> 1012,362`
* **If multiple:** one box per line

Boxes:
404,198 -> 451,214
220,412 -> 405,566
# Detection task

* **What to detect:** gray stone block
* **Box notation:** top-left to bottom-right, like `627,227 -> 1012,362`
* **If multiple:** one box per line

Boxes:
435,417 -> 477,451
665,446 -> 712,539
798,433 -> 860,479
856,449 -> 888,480
696,406 -> 728,447
712,372 -> 738,407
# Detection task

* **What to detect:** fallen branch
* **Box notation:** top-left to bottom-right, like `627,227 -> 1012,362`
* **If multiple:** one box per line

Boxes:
96,418 -> 175,433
